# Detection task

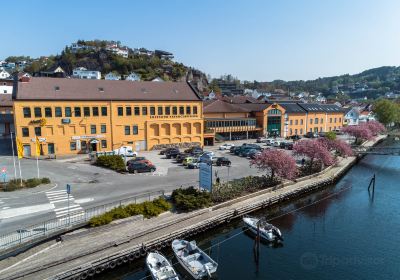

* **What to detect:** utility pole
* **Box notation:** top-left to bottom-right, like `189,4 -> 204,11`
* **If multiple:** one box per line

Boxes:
66,184 -> 71,226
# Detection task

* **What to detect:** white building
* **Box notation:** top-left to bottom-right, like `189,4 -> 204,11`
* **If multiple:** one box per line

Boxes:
0,70 -> 10,79
72,67 -> 101,80
152,77 -> 164,82
126,72 -> 140,81
343,108 -> 360,126
105,44 -> 129,58
105,72 -> 121,80
70,43 -> 97,53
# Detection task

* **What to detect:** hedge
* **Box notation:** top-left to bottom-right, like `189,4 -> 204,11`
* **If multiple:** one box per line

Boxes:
95,155 -> 126,172
171,187 -> 212,211
88,197 -> 172,227
0,177 -> 51,192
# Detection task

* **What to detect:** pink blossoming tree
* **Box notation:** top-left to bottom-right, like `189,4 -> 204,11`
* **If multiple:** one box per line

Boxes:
293,139 -> 335,173
317,138 -> 353,157
362,121 -> 386,136
250,149 -> 297,182
341,125 -> 373,144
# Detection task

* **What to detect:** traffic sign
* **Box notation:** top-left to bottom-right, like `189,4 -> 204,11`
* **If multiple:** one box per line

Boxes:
66,184 -> 71,194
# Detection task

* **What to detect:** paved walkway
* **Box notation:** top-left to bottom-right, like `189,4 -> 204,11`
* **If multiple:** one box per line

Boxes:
0,136 -> 386,279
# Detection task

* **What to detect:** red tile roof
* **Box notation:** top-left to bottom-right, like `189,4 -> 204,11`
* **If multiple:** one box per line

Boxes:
15,78 -> 201,101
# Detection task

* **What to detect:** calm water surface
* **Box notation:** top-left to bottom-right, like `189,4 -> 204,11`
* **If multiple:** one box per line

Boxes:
99,138 -> 400,280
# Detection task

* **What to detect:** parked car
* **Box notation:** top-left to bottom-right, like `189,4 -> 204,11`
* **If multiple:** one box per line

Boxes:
201,151 -> 215,157
264,138 -> 276,146
305,132 -> 318,138
161,147 -> 178,156
219,143 -> 235,150
128,162 -> 156,173
165,148 -> 180,159
256,137 -> 267,143
333,129 -> 343,135
114,146 -> 138,157
183,156 -> 196,166
318,132 -> 326,138
184,146 -> 203,154
230,146 -> 239,153
175,153 -> 190,163
126,156 -> 147,166
199,154 -> 217,164
248,149 -> 261,159
273,140 -> 282,147
187,159 -> 200,169
236,145 -> 261,156
289,135 -> 302,141
279,141 -> 294,150
215,157 -> 231,166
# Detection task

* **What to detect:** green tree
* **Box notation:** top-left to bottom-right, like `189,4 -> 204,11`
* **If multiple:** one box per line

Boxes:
373,99 -> 399,126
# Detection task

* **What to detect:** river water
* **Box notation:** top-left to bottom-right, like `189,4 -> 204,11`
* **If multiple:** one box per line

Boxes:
99,138 -> 400,280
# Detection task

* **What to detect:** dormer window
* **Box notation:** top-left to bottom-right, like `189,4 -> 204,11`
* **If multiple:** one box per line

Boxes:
98,87 -> 104,92
54,86 -> 60,91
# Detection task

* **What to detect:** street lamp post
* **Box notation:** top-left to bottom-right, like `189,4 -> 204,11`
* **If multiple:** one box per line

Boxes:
66,184 -> 71,226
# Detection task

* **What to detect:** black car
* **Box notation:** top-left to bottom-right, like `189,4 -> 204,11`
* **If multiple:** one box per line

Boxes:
230,146 -> 238,153
184,146 -> 203,154
165,148 -> 180,159
305,132 -> 318,138
159,147 -> 177,155
128,162 -> 156,173
289,135 -> 302,141
126,156 -> 146,166
215,157 -> 231,166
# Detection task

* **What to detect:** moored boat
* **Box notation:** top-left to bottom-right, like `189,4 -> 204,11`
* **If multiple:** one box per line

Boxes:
146,251 -> 179,280
172,239 -> 218,279
243,216 -> 283,242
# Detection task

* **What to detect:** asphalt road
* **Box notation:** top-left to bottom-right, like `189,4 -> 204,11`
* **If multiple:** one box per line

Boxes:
0,141 -> 262,235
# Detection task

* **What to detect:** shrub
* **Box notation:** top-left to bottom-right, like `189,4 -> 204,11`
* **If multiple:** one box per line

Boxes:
25,178 -> 43,188
88,197 -> 171,227
41,177 -> 51,184
96,155 -> 126,172
89,214 -> 113,227
171,187 -> 212,211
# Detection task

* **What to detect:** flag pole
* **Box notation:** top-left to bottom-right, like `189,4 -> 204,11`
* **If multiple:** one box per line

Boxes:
35,136 -> 40,178
17,156 -> 22,186
10,132 -> 17,179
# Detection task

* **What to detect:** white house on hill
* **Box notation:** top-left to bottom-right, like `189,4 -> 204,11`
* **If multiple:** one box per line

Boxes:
126,72 -> 140,81
72,67 -> 101,80
105,72 -> 121,80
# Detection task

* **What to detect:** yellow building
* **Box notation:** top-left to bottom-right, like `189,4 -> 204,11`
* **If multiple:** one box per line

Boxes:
203,99 -> 344,143
13,78 -> 203,156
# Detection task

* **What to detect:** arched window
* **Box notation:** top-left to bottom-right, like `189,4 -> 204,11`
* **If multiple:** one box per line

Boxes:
268,109 -> 281,115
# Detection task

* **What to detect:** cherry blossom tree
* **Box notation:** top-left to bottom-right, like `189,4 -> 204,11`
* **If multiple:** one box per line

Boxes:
362,121 -> 386,136
250,149 -> 297,182
293,139 -> 335,173
317,138 -> 353,157
341,125 -> 373,144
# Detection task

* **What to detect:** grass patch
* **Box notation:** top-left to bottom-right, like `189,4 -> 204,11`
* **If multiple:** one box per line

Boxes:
88,197 -> 172,227
0,178 -> 51,192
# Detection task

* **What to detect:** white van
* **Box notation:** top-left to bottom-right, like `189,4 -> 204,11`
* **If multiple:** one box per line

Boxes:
114,146 -> 138,157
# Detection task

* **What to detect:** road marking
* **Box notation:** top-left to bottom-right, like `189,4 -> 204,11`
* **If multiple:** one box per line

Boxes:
45,190 -> 84,220
0,204 -> 55,219
74,198 -> 94,204
2,206 -> 10,210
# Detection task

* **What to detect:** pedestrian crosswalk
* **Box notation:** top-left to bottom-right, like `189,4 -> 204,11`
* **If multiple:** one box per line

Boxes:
45,190 -> 84,221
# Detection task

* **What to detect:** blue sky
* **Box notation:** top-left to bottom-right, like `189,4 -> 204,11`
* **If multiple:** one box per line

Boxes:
2,0 -> 400,81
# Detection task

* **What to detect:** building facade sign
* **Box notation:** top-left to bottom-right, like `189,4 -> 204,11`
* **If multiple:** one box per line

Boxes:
71,135 -> 105,140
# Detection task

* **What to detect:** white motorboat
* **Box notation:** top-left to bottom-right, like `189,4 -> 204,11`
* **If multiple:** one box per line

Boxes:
243,216 -> 283,242
172,239 -> 218,279
146,251 -> 180,280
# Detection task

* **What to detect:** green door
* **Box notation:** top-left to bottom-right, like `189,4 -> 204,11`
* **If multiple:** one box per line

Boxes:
267,116 -> 281,137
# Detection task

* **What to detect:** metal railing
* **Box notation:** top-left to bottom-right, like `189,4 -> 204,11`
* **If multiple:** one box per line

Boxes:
0,190 -> 165,253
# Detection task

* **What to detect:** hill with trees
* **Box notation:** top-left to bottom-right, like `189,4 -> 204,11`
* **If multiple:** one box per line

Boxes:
19,40 -> 207,84
243,66 -> 400,99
